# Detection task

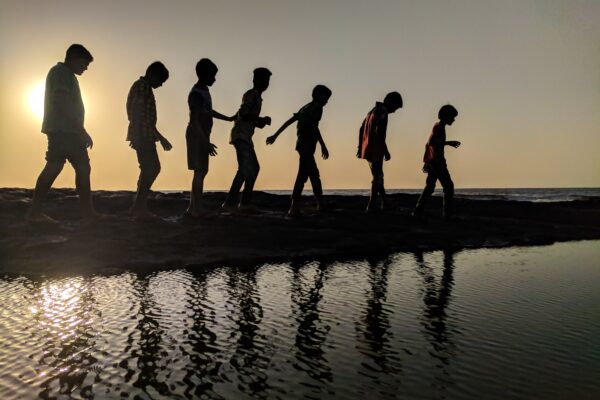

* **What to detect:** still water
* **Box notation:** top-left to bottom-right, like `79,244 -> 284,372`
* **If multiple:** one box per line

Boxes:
1,241 -> 599,399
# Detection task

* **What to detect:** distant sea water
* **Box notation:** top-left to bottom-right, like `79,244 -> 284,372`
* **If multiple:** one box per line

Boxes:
258,188 -> 600,203
163,188 -> 600,203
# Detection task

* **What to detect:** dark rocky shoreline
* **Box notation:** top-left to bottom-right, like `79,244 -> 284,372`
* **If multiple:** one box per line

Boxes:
1,188 -> 599,276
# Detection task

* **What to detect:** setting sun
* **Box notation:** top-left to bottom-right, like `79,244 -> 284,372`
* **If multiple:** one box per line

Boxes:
27,81 -> 45,120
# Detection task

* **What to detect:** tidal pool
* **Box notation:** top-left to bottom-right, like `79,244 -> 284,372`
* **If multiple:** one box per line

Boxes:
1,241 -> 598,399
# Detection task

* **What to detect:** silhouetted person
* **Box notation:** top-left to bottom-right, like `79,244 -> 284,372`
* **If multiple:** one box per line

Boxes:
222,67 -> 272,213
266,85 -> 332,217
413,105 -> 461,220
357,92 -> 403,212
27,44 -> 100,223
126,62 -> 172,221
185,58 -> 234,217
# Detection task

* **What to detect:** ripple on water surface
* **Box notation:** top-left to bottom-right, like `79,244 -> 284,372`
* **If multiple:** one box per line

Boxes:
0,241 -> 599,399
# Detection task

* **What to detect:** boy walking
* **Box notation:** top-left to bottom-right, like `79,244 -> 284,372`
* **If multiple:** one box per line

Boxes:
185,58 -> 234,217
357,92 -> 403,212
222,67 -> 272,212
126,62 -> 172,220
27,44 -> 99,223
413,105 -> 461,220
266,85 -> 332,217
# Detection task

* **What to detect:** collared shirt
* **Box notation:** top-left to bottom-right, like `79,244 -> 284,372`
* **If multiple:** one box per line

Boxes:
126,76 -> 158,145
423,122 -> 446,163
358,102 -> 388,161
230,88 -> 262,145
294,101 -> 323,154
187,83 -> 213,137
42,62 -> 85,135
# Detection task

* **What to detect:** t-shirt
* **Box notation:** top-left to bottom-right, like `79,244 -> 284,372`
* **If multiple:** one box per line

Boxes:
230,88 -> 262,145
294,101 -> 323,154
358,102 -> 388,161
423,122 -> 446,163
42,62 -> 85,135
126,76 -> 158,146
187,83 -> 213,137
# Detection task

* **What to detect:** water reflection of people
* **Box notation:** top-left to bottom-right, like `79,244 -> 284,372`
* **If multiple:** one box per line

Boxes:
130,274 -> 170,396
35,278 -> 99,398
225,265 -> 271,397
290,260 -> 333,383
182,270 -> 221,398
415,249 -> 458,392
356,256 -> 401,376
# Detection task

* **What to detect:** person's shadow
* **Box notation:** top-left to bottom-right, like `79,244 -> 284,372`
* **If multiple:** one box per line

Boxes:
414,249 -> 458,393
290,260 -> 333,383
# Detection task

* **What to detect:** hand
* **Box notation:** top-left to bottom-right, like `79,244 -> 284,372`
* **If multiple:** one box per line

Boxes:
263,116 -> 272,126
322,147 -> 329,160
266,135 -> 276,145
384,151 -> 391,161
160,137 -> 172,151
81,130 -> 93,149
208,142 -> 218,156
449,140 -> 461,148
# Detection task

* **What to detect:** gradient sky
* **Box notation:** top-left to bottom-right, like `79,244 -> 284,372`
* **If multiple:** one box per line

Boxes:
1,0 -> 599,190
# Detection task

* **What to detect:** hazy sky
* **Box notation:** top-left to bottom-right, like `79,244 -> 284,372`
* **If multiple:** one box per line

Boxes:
1,0 -> 599,190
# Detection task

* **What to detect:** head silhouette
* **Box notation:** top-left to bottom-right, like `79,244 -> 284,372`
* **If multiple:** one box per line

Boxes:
195,58 -> 218,87
253,67 -> 271,92
383,92 -> 403,113
438,104 -> 458,125
312,84 -> 332,106
65,44 -> 93,75
146,61 -> 169,89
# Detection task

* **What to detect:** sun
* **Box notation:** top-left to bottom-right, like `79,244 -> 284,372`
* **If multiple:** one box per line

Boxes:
27,81 -> 45,120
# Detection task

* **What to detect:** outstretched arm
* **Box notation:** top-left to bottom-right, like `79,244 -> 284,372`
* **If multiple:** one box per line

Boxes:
266,114 -> 298,145
445,140 -> 461,148
212,110 -> 235,122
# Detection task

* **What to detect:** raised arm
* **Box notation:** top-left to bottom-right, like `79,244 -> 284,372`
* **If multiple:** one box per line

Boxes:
266,114 -> 298,145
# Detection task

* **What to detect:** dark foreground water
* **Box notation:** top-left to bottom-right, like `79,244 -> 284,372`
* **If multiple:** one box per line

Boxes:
1,241 -> 599,399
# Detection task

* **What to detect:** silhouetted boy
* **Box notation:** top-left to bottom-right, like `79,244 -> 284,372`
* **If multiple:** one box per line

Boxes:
222,67 -> 272,213
266,85 -> 331,217
27,44 -> 99,223
185,58 -> 234,217
126,62 -> 172,221
413,105 -> 461,219
357,92 -> 403,212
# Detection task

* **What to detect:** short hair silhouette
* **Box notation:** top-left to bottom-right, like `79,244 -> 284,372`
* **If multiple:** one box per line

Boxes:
438,104 -> 458,120
312,84 -> 332,100
384,92 -> 403,109
195,58 -> 218,79
253,67 -> 272,80
146,61 -> 169,81
65,44 -> 93,62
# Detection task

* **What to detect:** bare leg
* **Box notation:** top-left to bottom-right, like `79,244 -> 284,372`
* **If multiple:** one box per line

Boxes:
188,169 -> 207,216
74,163 -> 96,219
27,161 -> 64,220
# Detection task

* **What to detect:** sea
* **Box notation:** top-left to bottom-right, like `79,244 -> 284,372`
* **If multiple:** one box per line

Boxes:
262,187 -> 600,203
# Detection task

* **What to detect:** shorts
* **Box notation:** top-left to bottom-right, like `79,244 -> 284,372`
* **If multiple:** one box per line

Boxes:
45,133 -> 90,167
186,126 -> 209,173
135,141 -> 160,174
